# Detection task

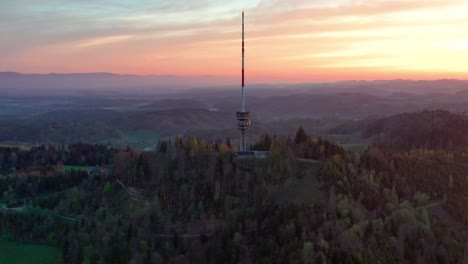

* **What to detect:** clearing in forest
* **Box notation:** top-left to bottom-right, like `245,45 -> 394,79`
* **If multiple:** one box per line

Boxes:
0,241 -> 61,264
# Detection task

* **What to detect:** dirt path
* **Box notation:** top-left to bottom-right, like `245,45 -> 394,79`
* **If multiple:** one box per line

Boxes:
0,203 -> 24,214
116,179 -> 145,202
418,201 -> 442,209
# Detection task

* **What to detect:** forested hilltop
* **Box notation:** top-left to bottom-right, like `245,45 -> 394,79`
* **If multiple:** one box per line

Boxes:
0,125 -> 466,263
329,110 -> 468,150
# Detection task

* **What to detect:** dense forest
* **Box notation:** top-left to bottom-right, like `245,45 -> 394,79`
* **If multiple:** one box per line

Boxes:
0,125 -> 466,263
330,110 -> 468,150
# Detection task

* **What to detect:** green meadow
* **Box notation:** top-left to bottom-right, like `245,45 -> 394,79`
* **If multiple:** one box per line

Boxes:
0,241 -> 61,264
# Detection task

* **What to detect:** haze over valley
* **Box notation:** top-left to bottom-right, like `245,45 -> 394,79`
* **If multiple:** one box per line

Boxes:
2,73 -> 468,150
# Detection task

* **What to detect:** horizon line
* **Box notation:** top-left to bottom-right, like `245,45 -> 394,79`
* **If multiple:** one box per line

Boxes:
1,71 -> 468,84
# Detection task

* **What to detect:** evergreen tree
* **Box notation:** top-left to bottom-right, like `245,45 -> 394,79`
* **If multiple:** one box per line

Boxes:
294,126 -> 308,144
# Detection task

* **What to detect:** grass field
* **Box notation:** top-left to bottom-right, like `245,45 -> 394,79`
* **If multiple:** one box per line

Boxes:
62,165 -> 91,172
0,241 -> 61,264
269,160 -> 322,205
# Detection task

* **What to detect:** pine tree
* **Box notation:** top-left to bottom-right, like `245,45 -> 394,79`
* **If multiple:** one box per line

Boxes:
294,126 -> 308,144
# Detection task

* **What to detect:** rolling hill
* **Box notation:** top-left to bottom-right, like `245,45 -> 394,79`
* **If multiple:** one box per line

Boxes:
330,110 -> 468,149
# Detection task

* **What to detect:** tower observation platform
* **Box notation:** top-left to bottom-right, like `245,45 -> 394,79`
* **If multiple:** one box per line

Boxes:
236,111 -> 250,152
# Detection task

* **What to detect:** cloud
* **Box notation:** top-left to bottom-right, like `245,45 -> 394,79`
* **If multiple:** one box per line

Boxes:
77,35 -> 132,48
1,0 -> 468,80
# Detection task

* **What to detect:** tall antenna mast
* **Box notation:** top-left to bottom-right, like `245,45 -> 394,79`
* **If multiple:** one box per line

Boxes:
236,11 -> 251,152
242,11 -> 245,112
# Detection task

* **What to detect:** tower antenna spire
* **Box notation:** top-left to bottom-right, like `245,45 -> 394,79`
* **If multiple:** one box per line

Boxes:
242,11 -> 245,111
236,11 -> 251,152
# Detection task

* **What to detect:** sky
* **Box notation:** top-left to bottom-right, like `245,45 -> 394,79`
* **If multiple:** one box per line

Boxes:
1,0 -> 468,82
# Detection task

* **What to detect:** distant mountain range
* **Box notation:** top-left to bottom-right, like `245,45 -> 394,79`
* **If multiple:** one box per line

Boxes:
0,72 -> 235,95
1,72 -> 468,95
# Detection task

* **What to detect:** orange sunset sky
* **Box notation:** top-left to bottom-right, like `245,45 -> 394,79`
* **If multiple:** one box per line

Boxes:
1,0 -> 468,82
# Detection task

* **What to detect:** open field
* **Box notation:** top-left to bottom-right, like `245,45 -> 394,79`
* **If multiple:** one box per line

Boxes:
0,241 -> 61,264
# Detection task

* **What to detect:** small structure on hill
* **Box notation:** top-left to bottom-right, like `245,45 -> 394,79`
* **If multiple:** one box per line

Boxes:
88,166 -> 104,175
236,151 -> 270,159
